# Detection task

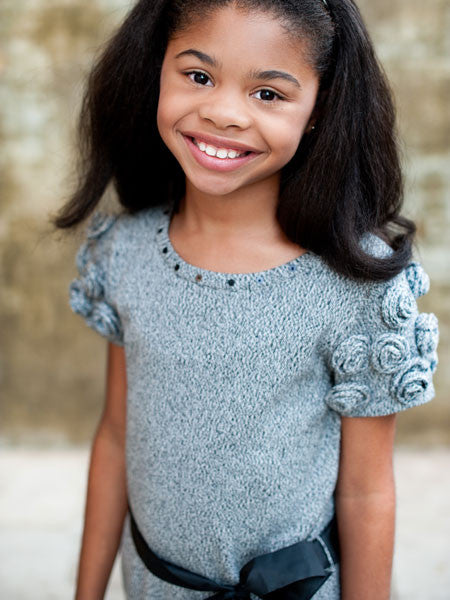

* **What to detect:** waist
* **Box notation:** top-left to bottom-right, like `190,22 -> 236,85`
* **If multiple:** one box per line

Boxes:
128,501 -> 340,600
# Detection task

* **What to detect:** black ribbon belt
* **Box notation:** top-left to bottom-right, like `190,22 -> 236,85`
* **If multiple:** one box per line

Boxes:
129,504 -> 340,600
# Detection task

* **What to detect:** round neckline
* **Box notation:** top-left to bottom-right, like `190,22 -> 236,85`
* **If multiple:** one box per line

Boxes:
154,201 -> 315,291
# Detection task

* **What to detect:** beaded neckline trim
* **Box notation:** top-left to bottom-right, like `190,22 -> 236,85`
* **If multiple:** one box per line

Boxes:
154,202 -> 315,291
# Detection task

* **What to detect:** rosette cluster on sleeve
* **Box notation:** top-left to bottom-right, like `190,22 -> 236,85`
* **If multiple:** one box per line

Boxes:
325,260 -> 439,417
69,212 -> 124,346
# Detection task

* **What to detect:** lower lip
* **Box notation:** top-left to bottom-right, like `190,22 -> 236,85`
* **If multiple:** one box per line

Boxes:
182,135 -> 261,172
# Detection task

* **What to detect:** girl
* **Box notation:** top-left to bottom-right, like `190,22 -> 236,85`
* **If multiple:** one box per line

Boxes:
53,1 -> 439,599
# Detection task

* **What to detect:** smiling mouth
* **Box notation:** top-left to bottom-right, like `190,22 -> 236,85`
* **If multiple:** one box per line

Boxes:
189,136 -> 252,159
182,134 -> 261,172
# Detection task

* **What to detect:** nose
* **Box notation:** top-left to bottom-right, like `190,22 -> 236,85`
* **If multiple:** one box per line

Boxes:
197,85 -> 252,130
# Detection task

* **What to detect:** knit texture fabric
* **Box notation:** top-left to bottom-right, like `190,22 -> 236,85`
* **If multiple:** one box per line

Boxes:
69,201 -> 439,600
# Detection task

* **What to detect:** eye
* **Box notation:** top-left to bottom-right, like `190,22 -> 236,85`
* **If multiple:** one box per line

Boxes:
253,89 -> 285,103
185,70 -> 213,86
183,71 -> 285,103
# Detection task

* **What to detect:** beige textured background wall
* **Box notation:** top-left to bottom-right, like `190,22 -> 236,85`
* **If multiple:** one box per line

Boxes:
1,0 -> 449,445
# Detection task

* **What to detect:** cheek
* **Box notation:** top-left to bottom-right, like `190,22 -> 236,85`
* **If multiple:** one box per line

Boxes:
271,116 -> 307,161
156,92 -> 174,139
156,76 -> 184,139
156,97 -> 169,143
269,92 -> 318,161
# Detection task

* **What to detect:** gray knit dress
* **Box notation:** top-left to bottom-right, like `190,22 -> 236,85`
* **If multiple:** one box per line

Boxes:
69,200 -> 439,600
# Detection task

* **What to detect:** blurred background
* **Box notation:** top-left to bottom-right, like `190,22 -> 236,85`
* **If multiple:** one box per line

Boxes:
0,0 -> 449,598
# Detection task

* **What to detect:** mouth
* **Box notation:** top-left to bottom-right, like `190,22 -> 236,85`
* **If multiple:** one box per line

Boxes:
182,134 -> 262,172
189,136 -> 252,158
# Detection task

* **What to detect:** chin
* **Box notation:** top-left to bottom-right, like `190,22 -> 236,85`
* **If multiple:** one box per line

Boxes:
185,172 -> 248,197
191,183 -> 241,198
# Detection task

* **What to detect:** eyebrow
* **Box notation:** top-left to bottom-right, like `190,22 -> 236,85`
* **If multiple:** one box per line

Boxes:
175,48 -> 301,89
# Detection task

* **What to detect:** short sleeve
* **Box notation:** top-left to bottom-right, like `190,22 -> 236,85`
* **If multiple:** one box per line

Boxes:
68,211 -> 124,346
324,260 -> 439,417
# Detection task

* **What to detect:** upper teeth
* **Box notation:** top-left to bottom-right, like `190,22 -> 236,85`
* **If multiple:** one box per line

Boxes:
194,138 -> 245,159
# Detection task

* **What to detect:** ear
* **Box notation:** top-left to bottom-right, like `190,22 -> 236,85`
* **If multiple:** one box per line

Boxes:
306,87 -> 330,133
305,119 -> 317,134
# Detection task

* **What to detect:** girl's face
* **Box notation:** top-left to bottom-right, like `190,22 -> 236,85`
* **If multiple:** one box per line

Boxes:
157,5 -> 320,198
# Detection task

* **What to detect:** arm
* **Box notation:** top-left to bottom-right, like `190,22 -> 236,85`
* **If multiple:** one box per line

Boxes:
335,414 -> 397,600
74,342 -> 128,600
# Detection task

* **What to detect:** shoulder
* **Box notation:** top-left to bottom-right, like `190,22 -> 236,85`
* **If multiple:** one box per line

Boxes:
91,203 -> 166,241
318,232 -> 433,356
74,203 -> 167,289
315,231 -> 427,304
359,230 -> 393,259
80,203 -> 166,257
351,233 -> 430,318
307,233 -> 393,321
68,203 -> 167,345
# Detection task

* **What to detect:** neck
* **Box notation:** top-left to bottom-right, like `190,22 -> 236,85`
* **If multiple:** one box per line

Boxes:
174,174 -> 283,242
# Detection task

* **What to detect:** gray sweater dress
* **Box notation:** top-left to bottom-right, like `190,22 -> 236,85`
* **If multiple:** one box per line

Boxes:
69,200 -> 439,600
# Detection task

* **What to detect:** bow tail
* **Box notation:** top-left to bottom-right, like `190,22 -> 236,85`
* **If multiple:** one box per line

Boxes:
263,572 -> 333,600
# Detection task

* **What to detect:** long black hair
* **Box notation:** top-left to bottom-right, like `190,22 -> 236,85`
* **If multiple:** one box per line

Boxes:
51,0 -> 416,282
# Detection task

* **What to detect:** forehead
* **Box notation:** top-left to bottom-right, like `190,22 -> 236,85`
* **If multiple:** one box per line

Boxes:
166,5 -> 314,76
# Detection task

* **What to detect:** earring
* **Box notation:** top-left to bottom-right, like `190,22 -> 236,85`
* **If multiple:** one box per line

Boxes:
311,125 -> 316,131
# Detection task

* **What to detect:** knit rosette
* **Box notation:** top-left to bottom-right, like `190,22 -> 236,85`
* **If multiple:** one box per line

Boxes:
81,262 -> 105,298
371,333 -> 410,374
415,313 -> 439,357
325,382 -> 371,416
331,335 -> 370,375
405,262 -> 430,298
428,352 -> 439,374
69,278 -> 93,318
381,284 -> 415,329
390,358 -> 432,405
86,212 -> 117,240
69,213 -> 123,343
88,301 -> 123,340
70,266 -> 122,341
75,240 -> 91,272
